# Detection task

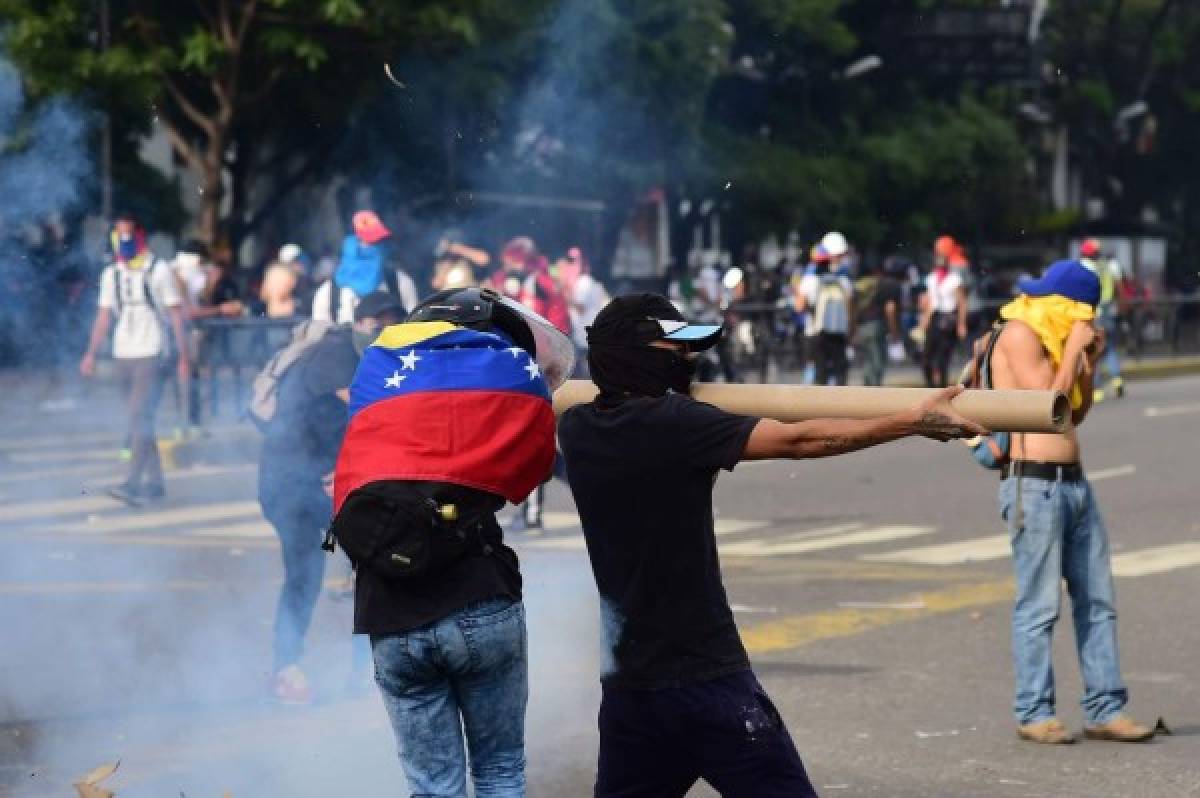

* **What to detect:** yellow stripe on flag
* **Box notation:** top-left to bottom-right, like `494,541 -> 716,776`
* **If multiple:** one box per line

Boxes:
373,321 -> 460,350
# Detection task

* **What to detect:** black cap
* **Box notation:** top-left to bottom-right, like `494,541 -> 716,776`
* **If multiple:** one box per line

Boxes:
587,293 -> 722,352
354,291 -> 407,323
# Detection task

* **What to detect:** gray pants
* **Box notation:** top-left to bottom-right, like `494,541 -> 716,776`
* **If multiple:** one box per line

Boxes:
855,320 -> 886,386
116,356 -> 165,490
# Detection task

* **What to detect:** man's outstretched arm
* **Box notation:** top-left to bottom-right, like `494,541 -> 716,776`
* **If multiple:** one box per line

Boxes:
741,385 -> 987,461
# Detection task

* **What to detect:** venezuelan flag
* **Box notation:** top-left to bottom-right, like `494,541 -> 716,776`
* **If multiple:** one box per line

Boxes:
333,321 -> 556,512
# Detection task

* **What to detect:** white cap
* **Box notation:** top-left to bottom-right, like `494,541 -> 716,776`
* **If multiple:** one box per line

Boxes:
820,231 -> 849,257
278,243 -> 303,263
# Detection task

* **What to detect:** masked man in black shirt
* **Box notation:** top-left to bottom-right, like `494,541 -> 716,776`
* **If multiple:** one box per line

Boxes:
558,293 -> 987,797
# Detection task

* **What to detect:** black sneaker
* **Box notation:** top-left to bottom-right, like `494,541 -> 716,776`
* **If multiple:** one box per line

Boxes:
106,483 -> 144,508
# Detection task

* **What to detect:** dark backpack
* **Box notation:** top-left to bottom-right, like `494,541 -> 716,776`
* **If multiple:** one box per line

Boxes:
960,323 -> 1010,469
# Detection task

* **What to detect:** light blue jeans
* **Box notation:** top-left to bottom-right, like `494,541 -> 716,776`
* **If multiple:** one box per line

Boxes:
999,476 -> 1128,726
372,598 -> 528,798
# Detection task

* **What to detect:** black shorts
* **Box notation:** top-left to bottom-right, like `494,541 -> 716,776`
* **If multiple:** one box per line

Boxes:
595,669 -> 817,798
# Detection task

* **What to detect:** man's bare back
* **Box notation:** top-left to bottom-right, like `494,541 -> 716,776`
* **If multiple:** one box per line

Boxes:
991,319 -> 1097,464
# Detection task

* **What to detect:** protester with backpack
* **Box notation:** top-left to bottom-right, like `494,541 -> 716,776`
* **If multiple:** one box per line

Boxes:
80,216 -> 189,506
311,211 -> 419,323
257,291 -> 407,705
330,287 -> 573,796
796,233 -> 854,385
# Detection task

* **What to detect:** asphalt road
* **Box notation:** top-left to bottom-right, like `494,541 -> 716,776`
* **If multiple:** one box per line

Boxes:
0,372 -> 1197,797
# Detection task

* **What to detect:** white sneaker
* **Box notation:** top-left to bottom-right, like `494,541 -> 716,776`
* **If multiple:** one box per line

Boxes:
272,664 -> 314,706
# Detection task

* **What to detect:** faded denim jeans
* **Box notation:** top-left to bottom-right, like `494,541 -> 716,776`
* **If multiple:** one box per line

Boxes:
372,598 -> 527,798
999,476 -> 1128,726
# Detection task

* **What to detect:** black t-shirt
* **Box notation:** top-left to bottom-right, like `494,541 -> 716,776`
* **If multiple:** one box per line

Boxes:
259,328 -> 358,504
855,275 -> 902,324
559,393 -> 759,689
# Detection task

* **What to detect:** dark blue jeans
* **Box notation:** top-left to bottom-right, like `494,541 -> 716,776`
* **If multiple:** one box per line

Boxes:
595,669 -> 817,798
260,485 -> 329,671
373,598 -> 527,798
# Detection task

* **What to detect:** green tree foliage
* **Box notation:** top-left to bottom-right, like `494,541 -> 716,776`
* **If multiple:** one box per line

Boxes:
0,0 -> 502,251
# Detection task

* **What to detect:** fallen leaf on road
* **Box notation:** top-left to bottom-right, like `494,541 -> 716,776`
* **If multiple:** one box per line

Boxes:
74,760 -> 119,798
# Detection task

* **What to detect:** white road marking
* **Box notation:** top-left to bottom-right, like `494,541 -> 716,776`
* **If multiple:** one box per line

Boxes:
0,462 -> 118,485
1087,464 -> 1136,481
1112,543 -> 1200,578
1144,402 -> 1200,418
863,535 -> 1011,566
0,430 -> 123,451
187,520 -> 275,538
719,525 -> 934,557
6,447 -> 128,464
48,501 -> 262,534
2,495 -> 124,523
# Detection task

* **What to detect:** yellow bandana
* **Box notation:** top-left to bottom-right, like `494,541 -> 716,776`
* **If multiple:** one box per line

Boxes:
999,295 -> 1095,409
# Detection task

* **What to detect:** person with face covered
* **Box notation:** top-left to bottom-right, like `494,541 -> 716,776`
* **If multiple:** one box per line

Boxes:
257,291 -> 407,704
80,216 -> 190,506
558,293 -> 987,798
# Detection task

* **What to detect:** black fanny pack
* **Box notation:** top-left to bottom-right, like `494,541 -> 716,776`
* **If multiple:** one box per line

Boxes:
325,482 -> 500,581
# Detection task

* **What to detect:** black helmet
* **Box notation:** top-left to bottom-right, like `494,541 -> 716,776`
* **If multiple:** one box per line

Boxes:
408,287 -> 537,356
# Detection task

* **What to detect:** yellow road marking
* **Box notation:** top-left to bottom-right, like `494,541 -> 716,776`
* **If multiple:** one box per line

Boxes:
741,579 -> 1014,654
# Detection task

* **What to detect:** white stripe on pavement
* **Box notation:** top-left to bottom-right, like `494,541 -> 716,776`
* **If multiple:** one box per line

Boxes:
719,525 -> 934,557
862,534 -> 1011,566
2,495 -> 125,523
1144,402 -> 1200,418
1112,543 -> 1200,578
1087,464 -> 1136,481
187,520 -> 275,538
48,501 -> 262,534
5,447 -> 127,464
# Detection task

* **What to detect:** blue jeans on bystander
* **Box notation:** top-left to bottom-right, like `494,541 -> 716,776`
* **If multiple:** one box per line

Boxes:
372,598 -> 527,798
999,475 -> 1128,726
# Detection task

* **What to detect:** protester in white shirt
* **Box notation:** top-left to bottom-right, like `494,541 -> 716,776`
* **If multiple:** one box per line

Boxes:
557,247 -> 610,357
311,211 -> 418,323
80,217 -> 189,506
917,235 -> 969,387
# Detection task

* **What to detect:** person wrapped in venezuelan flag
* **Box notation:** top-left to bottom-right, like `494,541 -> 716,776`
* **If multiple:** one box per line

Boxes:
331,286 -> 573,795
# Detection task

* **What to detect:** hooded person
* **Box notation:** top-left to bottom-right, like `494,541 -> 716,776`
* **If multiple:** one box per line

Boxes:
330,287 -> 573,796
312,211 -> 419,323
988,259 -> 1154,745
557,293 -> 985,797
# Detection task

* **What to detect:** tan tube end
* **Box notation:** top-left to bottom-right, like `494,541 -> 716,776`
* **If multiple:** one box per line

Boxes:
1051,392 -> 1070,432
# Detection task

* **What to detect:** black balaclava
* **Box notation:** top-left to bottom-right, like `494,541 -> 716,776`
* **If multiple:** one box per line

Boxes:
588,343 -> 696,399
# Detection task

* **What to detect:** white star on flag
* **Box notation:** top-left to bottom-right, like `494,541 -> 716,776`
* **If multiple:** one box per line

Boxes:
384,370 -> 406,388
524,359 -> 540,380
505,347 -> 524,358
398,349 -> 421,370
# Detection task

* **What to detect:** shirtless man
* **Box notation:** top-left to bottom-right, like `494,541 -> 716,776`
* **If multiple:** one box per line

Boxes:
990,259 -> 1153,744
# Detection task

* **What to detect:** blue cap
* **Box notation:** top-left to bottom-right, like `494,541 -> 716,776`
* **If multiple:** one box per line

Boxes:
1017,259 -> 1101,307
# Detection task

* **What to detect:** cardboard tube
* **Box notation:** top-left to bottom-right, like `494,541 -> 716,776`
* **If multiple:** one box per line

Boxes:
553,381 -> 1069,434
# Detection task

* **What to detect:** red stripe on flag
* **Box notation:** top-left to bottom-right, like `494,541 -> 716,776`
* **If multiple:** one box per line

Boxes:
334,390 -> 556,511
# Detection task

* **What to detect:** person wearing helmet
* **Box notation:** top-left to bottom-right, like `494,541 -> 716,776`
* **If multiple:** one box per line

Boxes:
918,235 -> 969,387
558,293 -> 985,797
1079,238 -> 1125,398
331,287 -> 573,797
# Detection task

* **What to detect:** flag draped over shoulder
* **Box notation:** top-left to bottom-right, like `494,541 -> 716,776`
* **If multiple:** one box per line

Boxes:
333,321 -> 556,512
